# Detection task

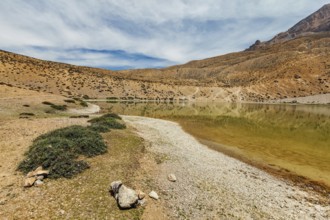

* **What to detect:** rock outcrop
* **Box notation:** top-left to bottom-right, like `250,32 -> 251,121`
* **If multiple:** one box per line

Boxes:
110,181 -> 139,209
24,166 -> 49,187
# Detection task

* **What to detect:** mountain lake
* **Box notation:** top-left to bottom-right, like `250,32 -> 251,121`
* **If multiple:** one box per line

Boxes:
92,101 -> 330,187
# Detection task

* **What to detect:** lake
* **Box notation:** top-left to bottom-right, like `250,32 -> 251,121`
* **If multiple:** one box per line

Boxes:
92,101 -> 330,187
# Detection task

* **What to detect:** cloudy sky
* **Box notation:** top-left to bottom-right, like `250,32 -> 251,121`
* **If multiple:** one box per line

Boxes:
0,0 -> 328,70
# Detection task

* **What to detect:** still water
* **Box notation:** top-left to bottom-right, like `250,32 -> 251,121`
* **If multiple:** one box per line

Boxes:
93,101 -> 330,186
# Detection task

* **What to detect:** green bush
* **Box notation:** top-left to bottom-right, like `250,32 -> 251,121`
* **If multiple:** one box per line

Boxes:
80,101 -> 88,107
88,113 -> 125,133
42,101 -> 54,105
18,126 -> 107,178
64,99 -> 76,103
50,104 -> 67,111
89,123 -> 112,133
42,101 -> 67,111
19,112 -> 35,116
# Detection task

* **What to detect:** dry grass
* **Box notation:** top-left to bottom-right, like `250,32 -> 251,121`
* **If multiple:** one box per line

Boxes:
0,85 -> 155,219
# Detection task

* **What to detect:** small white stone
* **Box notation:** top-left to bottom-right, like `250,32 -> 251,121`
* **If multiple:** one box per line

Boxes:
168,173 -> 177,182
149,191 -> 159,200
34,179 -> 44,187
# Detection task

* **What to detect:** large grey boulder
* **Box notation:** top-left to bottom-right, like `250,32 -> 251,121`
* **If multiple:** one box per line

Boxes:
110,181 -> 138,209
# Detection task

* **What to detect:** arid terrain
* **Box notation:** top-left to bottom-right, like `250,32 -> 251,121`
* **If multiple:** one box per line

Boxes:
0,3 -> 330,220
0,85 -> 166,219
0,5 -> 330,103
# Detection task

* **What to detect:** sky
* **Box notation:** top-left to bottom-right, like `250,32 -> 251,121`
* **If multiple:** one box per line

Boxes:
0,0 -> 329,70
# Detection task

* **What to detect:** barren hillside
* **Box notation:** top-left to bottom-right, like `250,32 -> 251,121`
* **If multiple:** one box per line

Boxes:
0,5 -> 329,102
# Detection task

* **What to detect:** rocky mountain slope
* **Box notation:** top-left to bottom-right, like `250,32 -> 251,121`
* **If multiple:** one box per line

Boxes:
0,4 -> 329,102
248,3 -> 330,49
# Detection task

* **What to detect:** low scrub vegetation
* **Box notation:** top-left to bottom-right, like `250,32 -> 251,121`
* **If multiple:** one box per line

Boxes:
19,112 -> 35,116
64,99 -> 75,103
42,101 -> 67,111
88,113 -> 126,133
18,113 -> 126,179
18,126 -> 106,178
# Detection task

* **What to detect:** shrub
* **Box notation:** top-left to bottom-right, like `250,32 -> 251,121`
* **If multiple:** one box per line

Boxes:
88,123 -> 112,133
42,101 -> 67,111
18,126 -> 107,178
50,104 -> 67,111
64,99 -> 75,103
42,101 -> 53,105
88,113 -> 125,133
80,101 -> 88,107
19,112 -> 35,116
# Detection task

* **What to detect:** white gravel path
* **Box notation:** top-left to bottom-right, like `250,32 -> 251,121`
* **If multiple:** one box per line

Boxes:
123,116 -> 330,220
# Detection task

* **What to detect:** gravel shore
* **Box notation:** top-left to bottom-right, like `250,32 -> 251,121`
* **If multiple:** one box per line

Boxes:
123,116 -> 330,220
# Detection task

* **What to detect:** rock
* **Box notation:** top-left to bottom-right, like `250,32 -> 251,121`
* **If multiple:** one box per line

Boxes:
36,169 -> 49,176
149,191 -> 159,200
117,185 -> 138,209
24,177 -> 37,187
37,175 -> 44,180
136,190 -> 145,200
110,181 -> 122,199
168,173 -> 177,182
35,166 -> 43,172
34,179 -> 44,187
26,171 -> 36,178
26,166 -> 49,178
110,181 -> 138,209
137,198 -> 147,206
59,209 -> 65,215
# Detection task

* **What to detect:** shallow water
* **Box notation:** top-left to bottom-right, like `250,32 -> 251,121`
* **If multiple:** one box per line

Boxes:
94,101 -> 330,186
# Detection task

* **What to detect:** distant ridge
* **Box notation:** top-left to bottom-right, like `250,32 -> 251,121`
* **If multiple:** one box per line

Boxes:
248,4 -> 330,50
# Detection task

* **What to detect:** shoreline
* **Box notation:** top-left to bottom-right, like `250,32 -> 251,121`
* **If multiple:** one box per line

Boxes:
123,115 -> 329,219
198,139 -> 330,198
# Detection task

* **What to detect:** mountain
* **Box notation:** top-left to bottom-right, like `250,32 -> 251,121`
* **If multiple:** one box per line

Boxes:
248,3 -> 330,50
0,4 -> 329,102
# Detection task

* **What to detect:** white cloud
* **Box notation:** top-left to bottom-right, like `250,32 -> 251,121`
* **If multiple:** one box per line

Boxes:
0,0 -> 328,68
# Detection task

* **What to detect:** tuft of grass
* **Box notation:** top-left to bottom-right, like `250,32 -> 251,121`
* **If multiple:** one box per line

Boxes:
19,112 -> 35,116
88,113 -> 125,133
42,101 -> 53,105
42,101 -> 67,111
18,125 -> 107,178
64,99 -> 75,103
50,104 -> 67,111
80,101 -> 88,107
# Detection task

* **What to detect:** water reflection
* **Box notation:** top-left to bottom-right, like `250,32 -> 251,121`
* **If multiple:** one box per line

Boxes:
93,101 -> 330,186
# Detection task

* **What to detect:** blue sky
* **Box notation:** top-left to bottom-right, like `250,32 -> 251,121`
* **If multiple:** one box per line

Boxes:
0,0 -> 329,70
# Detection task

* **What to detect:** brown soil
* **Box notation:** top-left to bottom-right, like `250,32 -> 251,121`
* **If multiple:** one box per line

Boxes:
0,85 -> 164,219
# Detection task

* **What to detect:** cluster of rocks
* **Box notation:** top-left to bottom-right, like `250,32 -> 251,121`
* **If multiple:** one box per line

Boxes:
110,173 -> 176,209
24,166 -> 49,187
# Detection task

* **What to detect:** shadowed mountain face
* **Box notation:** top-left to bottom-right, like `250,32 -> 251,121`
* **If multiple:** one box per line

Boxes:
0,5 -> 329,102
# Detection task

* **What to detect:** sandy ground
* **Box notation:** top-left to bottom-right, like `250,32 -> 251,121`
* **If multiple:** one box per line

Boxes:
124,116 -> 330,220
